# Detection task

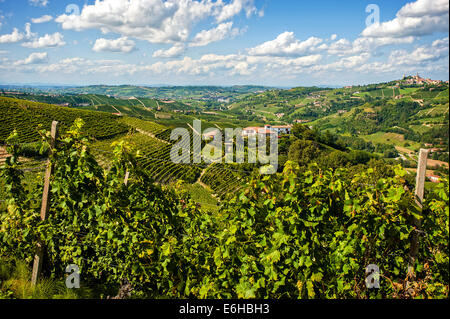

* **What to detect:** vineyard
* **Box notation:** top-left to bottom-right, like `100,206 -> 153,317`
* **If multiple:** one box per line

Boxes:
0,120 -> 448,299
0,97 -> 129,143
0,92 -> 195,118
119,117 -> 167,135
0,97 -> 251,201
200,163 -> 251,198
95,132 -> 202,184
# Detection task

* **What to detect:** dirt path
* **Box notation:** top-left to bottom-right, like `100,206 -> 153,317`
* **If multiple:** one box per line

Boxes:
195,164 -> 210,186
425,107 -> 435,116
196,168 -> 218,199
111,105 -> 122,115
135,129 -> 171,145
395,146 -> 416,161
135,98 -> 152,111
0,146 -> 9,164
427,158 -> 449,168
187,123 -> 201,136
88,98 -> 97,110
0,146 -> 33,164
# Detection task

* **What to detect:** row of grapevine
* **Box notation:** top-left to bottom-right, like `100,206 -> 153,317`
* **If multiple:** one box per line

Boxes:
120,117 -> 167,135
91,132 -> 201,184
200,163 -> 250,198
0,97 -> 129,143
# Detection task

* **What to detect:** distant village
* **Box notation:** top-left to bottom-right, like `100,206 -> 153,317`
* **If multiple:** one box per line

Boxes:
401,74 -> 448,86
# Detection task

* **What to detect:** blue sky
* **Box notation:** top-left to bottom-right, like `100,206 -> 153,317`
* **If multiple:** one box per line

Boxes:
0,0 -> 448,86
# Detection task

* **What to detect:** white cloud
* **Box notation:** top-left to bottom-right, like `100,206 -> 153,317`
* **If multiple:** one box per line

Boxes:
22,32 -> 66,48
0,23 -> 36,44
215,0 -> 259,23
190,22 -> 240,47
248,32 -> 325,57
142,53 -> 323,77
14,52 -> 48,65
32,15 -> 53,24
35,57 -> 134,75
24,23 -> 36,39
29,0 -> 49,7
7,51 -> 321,79
0,28 -> 24,43
389,37 -> 449,66
328,36 -> 415,56
55,0 -> 259,45
312,53 -> 371,73
353,36 -> 449,75
93,37 -> 136,53
362,0 -> 449,38
398,0 -> 449,18
153,43 -> 186,58
330,34 -> 337,41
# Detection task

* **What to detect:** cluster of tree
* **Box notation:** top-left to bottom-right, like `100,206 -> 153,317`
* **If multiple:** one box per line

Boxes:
332,135 -> 398,158
286,124 -> 379,170
229,109 -> 260,122
376,101 -> 422,128
432,151 -> 450,163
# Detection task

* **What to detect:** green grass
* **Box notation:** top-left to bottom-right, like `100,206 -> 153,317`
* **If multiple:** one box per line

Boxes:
0,258 -> 94,299
399,88 -> 419,95
361,132 -> 420,150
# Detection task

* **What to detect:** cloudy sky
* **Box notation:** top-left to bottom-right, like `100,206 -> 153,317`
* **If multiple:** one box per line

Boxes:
0,0 -> 448,86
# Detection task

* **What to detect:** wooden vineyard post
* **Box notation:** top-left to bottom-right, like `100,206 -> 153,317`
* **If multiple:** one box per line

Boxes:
31,121 -> 58,286
124,170 -> 130,186
407,148 -> 429,278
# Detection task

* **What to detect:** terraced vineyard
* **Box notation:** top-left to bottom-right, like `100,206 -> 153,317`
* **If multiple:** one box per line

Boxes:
0,92 -> 160,118
0,97 -> 129,143
92,132 -> 201,184
120,117 -> 167,135
200,163 -> 251,198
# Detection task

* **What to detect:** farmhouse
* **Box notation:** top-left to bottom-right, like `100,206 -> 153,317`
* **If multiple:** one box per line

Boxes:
242,124 -> 292,138
272,125 -> 292,135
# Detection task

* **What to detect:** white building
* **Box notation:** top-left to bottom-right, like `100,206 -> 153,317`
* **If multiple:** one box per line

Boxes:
242,125 -> 291,138
271,125 -> 292,135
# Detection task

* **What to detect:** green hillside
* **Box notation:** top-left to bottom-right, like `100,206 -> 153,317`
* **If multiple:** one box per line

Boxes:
0,97 -> 129,143
0,92 -> 194,118
27,85 -> 273,101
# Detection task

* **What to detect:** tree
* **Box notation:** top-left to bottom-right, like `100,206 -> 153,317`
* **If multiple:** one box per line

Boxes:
292,124 -> 310,139
319,151 -> 350,169
288,139 -> 321,166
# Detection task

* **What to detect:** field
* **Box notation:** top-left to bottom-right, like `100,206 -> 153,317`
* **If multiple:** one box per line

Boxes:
361,132 -> 421,150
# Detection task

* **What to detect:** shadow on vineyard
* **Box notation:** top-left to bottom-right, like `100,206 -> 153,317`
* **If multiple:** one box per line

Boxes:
0,119 -> 448,299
